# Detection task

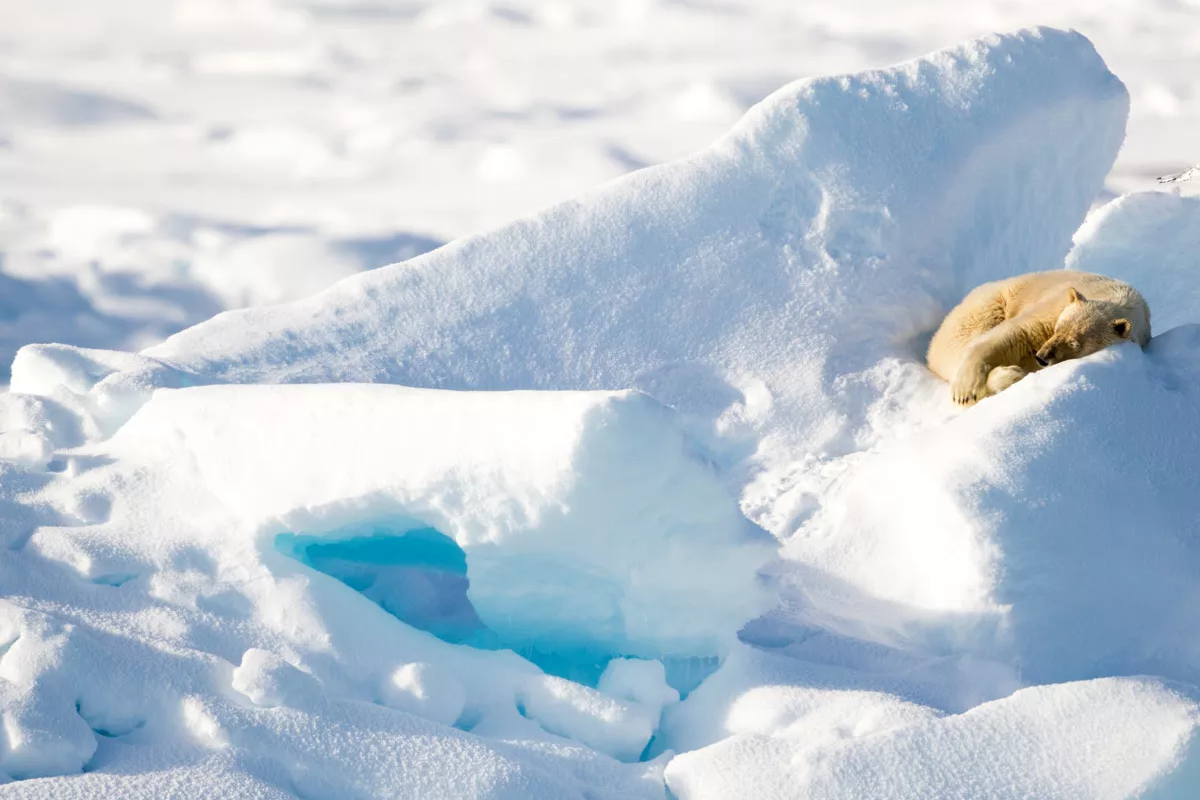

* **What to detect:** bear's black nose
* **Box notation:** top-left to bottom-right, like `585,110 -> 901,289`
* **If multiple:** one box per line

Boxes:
1034,353 -> 1049,367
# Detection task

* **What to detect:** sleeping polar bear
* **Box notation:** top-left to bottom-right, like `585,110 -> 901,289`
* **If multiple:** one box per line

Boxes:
927,270 -> 1151,406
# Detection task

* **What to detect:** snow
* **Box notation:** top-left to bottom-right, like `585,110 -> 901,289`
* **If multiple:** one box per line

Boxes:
30,27 -> 1126,470
231,648 -> 323,709
1068,192 -> 1200,332
597,659 -> 680,728
98,383 -> 774,665
665,677 -> 1200,800
378,661 -> 468,726
2,17 -> 1200,800
3,0 -> 1200,380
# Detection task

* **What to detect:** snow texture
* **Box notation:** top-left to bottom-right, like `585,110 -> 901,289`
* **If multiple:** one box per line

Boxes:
2,23 -> 1200,800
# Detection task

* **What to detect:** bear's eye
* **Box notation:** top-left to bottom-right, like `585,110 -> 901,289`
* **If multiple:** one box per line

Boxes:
1068,340 -> 1080,350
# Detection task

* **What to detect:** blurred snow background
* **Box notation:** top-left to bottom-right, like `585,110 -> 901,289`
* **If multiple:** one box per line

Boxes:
1,0 -> 1198,376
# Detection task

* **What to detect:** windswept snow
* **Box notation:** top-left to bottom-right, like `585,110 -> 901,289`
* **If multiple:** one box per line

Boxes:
3,22 -> 1200,800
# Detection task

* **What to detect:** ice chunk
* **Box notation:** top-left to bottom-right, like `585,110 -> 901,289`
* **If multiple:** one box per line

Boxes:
108,383 -> 776,664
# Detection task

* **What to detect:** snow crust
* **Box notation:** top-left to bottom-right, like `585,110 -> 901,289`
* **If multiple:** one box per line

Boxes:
4,24 -> 1200,800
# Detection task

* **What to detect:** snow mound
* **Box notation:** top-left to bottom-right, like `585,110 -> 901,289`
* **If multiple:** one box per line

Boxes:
665,677 -> 1200,800
105,383 -> 774,667
1067,191 -> 1200,332
598,659 -> 680,728
658,643 -> 944,758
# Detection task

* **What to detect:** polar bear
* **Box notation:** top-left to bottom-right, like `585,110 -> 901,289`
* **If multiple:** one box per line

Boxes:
927,270 -> 1151,406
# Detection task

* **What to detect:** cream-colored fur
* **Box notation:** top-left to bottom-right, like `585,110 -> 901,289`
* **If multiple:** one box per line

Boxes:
927,270 -> 1151,406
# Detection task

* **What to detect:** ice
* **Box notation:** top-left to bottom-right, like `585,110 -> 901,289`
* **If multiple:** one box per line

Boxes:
0,380 -> 773,787
102,383 -> 774,666
3,23 -> 1200,800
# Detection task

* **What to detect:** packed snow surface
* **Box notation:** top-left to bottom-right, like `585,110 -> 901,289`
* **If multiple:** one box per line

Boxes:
3,24 -> 1200,800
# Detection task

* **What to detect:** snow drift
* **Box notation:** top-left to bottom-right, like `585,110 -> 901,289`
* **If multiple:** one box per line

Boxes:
4,24 -> 1199,800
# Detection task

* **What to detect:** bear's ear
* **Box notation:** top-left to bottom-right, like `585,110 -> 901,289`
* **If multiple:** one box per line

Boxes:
1113,319 -> 1132,339
1067,286 -> 1086,303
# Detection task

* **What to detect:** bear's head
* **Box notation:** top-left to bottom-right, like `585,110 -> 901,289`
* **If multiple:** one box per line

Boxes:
1034,286 -> 1133,368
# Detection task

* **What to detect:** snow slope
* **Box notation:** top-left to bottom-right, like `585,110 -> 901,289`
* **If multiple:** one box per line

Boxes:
4,25 -> 1200,800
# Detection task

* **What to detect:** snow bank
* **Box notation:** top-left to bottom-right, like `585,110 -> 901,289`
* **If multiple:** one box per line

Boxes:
665,677 -> 1200,800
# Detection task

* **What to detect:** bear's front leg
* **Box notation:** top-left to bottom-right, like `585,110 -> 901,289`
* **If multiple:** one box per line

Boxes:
951,357 -> 990,406
947,316 -> 1036,406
